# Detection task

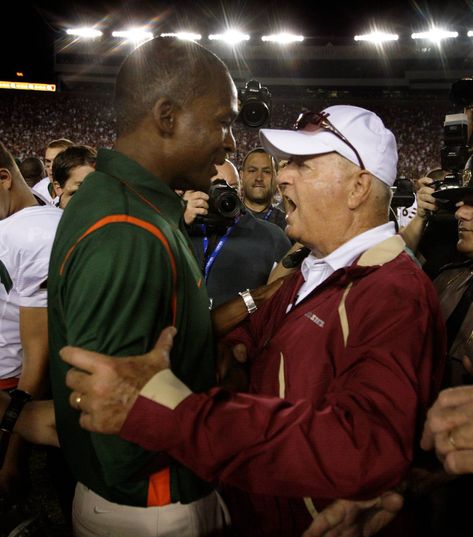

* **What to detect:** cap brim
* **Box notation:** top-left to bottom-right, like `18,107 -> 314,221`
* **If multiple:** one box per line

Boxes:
259,128 -> 340,161
433,186 -> 473,206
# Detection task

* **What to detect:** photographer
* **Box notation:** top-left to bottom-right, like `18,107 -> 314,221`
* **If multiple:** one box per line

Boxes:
239,148 -> 287,230
400,78 -> 473,279
184,159 -> 290,308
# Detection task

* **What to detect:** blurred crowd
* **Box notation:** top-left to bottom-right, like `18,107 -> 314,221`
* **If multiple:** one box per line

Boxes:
0,91 -> 446,180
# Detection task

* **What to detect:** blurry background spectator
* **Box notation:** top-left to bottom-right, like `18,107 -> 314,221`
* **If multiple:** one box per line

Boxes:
18,157 -> 45,188
0,92 -> 446,183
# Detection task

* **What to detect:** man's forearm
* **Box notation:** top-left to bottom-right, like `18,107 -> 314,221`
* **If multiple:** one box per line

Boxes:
212,279 -> 285,338
0,393 -> 58,447
399,214 -> 427,253
19,306 -> 49,398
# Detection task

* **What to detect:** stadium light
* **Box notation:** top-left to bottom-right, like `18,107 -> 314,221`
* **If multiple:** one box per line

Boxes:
261,33 -> 304,44
411,28 -> 458,43
468,31 -> 473,37
66,28 -> 103,39
354,32 -> 399,44
208,30 -> 250,44
112,29 -> 154,43
160,32 -> 202,41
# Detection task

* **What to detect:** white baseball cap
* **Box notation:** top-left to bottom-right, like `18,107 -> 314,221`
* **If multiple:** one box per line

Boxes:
259,105 -> 398,187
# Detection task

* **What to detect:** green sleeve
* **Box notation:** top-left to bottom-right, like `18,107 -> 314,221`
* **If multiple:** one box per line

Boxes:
61,222 -> 174,486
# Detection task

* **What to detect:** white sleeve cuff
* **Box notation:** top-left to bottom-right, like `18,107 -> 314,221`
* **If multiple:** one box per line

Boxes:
140,369 -> 193,410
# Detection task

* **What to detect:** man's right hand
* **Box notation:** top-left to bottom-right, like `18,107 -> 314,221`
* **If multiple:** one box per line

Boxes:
415,177 -> 438,219
183,190 -> 209,225
61,326 -> 176,435
302,492 -> 404,537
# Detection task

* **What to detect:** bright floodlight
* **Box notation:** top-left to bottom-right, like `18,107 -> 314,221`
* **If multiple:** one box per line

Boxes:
261,33 -> 304,44
468,31 -> 473,37
160,32 -> 202,41
112,29 -> 154,43
411,28 -> 458,42
354,32 -> 399,43
208,30 -> 250,44
66,28 -> 103,38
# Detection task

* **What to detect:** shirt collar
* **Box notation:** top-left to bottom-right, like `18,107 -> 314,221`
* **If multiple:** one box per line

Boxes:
301,222 -> 396,282
96,148 -> 185,227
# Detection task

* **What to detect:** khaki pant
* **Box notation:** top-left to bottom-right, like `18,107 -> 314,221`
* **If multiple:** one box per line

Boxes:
72,482 -> 229,537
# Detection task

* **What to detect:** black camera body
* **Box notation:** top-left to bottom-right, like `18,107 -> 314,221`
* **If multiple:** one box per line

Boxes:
193,179 -> 245,228
390,176 -> 415,209
450,78 -> 473,108
440,113 -> 470,174
237,80 -> 271,128
439,78 -> 473,176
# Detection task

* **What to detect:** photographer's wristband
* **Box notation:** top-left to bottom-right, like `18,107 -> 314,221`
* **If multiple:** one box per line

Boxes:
0,389 -> 32,433
239,289 -> 258,314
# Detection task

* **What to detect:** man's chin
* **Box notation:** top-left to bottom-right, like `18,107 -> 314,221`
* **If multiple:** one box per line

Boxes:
247,194 -> 271,205
457,239 -> 473,257
286,226 -> 299,242
172,176 -> 211,193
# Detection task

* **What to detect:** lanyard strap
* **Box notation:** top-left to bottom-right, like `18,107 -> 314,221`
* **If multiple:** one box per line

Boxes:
202,219 -> 239,282
263,206 -> 273,221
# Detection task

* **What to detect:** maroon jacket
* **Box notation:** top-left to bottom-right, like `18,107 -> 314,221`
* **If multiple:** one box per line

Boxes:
121,236 -> 446,537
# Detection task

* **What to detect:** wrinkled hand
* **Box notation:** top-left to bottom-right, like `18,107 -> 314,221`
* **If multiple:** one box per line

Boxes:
415,177 -> 437,219
217,342 -> 248,392
61,326 -> 176,434
302,492 -> 403,537
421,383 -> 473,474
183,190 -> 209,225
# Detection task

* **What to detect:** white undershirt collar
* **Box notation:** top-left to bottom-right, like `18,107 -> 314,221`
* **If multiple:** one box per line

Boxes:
294,222 -> 396,306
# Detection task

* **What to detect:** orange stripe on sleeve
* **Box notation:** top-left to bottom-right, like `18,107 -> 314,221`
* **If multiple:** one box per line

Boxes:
59,214 -> 178,324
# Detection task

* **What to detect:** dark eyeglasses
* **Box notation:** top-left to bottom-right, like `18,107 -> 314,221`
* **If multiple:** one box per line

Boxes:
293,111 -> 365,170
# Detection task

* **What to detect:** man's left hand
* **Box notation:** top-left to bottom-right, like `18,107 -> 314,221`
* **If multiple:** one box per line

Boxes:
61,326 -> 177,434
421,383 -> 473,474
302,492 -> 403,537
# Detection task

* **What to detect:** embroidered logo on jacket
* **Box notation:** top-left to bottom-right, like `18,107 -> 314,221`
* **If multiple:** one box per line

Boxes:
305,311 -> 325,328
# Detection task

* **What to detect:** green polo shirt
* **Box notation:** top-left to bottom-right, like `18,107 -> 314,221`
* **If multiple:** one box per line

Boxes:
48,148 -> 215,506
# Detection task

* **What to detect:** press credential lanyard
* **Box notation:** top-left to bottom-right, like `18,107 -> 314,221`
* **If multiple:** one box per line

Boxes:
202,219 -> 240,282
263,206 -> 273,221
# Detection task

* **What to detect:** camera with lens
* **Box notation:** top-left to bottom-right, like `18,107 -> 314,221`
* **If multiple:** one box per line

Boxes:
440,112 -> 470,180
237,80 -> 271,128
193,179 -> 245,229
390,176 -> 415,209
439,78 -> 473,184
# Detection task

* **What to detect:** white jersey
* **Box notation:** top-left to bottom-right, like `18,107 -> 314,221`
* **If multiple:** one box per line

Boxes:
0,205 -> 62,379
396,198 -> 418,229
32,177 -> 59,205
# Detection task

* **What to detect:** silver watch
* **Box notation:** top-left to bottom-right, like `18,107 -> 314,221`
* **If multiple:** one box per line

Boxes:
238,289 -> 257,314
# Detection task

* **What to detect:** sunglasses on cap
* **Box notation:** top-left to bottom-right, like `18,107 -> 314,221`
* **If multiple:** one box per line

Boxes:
293,111 -> 366,170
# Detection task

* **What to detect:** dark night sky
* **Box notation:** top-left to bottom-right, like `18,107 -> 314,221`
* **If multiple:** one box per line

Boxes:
5,0 -> 473,81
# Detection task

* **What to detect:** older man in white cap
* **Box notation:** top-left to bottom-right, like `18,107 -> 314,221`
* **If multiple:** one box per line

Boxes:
58,105 -> 446,537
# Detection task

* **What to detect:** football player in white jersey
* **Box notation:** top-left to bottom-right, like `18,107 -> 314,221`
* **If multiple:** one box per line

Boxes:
32,138 -> 73,205
51,145 -> 96,209
0,141 -> 62,501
